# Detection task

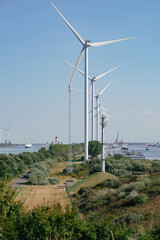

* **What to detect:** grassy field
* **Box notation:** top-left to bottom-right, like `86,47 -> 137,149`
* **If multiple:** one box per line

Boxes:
16,161 -> 81,210
68,171 -> 116,193
48,161 -> 79,185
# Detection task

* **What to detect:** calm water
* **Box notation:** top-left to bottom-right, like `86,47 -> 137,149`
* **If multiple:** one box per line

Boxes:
128,144 -> 160,160
0,144 -> 160,160
0,145 -> 49,155
110,144 -> 160,160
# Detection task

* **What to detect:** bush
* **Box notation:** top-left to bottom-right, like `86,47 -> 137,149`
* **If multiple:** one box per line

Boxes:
48,178 -> 59,185
28,168 -> 46,185
126,193 -> 148,206
120,181 -> 145,193
116,211 -> 144,225
113,154 -> 125,160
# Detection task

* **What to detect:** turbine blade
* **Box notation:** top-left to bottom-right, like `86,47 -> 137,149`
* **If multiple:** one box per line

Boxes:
64,59 -> 92,80
72,88 -> 84,94
72,88 -> 90,95
95,65 -> 120,80
90,37 -> 135,47
50,2 -> 85,45
66,48 -> 85,96
98,80 -> 114,96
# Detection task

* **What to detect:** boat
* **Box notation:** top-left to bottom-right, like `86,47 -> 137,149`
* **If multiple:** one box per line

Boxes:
146,146 -> 150,150
121,150 -> 145,160
145,144 -> 150,150
121,143 -> 128,150
25,143 -> 32,148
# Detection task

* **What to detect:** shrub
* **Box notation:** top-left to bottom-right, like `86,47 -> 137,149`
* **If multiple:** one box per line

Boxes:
45,158 -> 57,168
48,178 -> 59,185
113,153 -> 124,160
118,191 -> 126,199
31,162 -> 50,177
28,168 -> 46,185
126,193 -> 148,206
120,181 -> 145,193
77,187 -> 92,196
112,169 -> 131,176
116,211 -> 144,225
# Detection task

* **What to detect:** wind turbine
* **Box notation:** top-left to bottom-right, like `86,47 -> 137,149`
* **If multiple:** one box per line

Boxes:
95,80 -> 114,141
4,128 -> 11,144
64,59 -> 119,141
0,128 -> 4,144
50,1 -> 134,161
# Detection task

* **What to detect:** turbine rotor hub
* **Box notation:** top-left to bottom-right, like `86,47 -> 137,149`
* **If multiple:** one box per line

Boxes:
85,40 -> 90,47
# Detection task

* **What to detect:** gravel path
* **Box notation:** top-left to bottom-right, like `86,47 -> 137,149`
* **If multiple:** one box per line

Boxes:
12,172 -> 28,190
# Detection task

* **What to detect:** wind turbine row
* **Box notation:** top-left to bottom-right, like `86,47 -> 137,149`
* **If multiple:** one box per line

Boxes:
72,79 -> 114,143
64,60 -> 115,141
64,60 -> 119,141
50,1 -> 134,161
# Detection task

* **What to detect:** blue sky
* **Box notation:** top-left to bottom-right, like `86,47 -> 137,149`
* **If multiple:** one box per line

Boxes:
0,0 -> 160,144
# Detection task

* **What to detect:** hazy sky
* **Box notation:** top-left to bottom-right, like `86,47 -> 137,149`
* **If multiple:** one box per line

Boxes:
0,0 -> 160,144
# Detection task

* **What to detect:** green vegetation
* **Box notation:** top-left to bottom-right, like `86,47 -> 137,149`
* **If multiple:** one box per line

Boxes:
67,154 -> 160,235
1,147 -> 160,238
68,172 -> 115,193
1,179 -> 160,239
88,140 -> 101,158
70,154 -> 159,178
0,180 -> 149,239
0,143 -> 83,184
48,177 -> 59,185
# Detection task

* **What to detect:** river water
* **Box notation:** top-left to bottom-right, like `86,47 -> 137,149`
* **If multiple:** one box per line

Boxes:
127,144 -> 160,160
110,144 -> 160,160
0,144 -> 160,160
0,145 -> 49,155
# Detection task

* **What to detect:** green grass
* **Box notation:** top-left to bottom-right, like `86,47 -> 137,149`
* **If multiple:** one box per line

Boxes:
68,172 -> 116,193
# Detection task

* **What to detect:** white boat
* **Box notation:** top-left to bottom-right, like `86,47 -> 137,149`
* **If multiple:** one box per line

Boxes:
25,143 -> 32,148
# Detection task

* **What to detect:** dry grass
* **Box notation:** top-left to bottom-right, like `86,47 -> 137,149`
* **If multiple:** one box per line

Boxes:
16,161 -> 82,210
16,185 -> 71,210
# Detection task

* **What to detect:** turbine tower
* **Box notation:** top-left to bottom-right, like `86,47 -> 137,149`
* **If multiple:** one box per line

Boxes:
64,59 -> 119,141
101,113 -> 107,172
50,2 -> 134,161
95,80 -> 114,141
68,84 -> 72,171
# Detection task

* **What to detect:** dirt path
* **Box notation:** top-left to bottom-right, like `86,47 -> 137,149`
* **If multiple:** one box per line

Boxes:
12,172 -> 28,190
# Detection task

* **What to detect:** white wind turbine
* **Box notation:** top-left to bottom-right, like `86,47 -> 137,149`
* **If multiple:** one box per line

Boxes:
64,59 -> 119,141
95,80 -> 114,141
4,128 -> 11,144
0,128 -> 4,144
50,2 -> 134,161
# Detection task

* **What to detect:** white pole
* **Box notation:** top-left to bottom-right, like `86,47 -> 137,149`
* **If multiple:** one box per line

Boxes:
97,97 -> 100,141
101,114 -> 106,172
84,42 -> 89,161
92,80 -> 94,140
96,97 -> 98,141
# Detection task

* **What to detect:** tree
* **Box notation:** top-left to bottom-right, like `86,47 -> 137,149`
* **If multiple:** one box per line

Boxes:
88,140 -> 101,158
